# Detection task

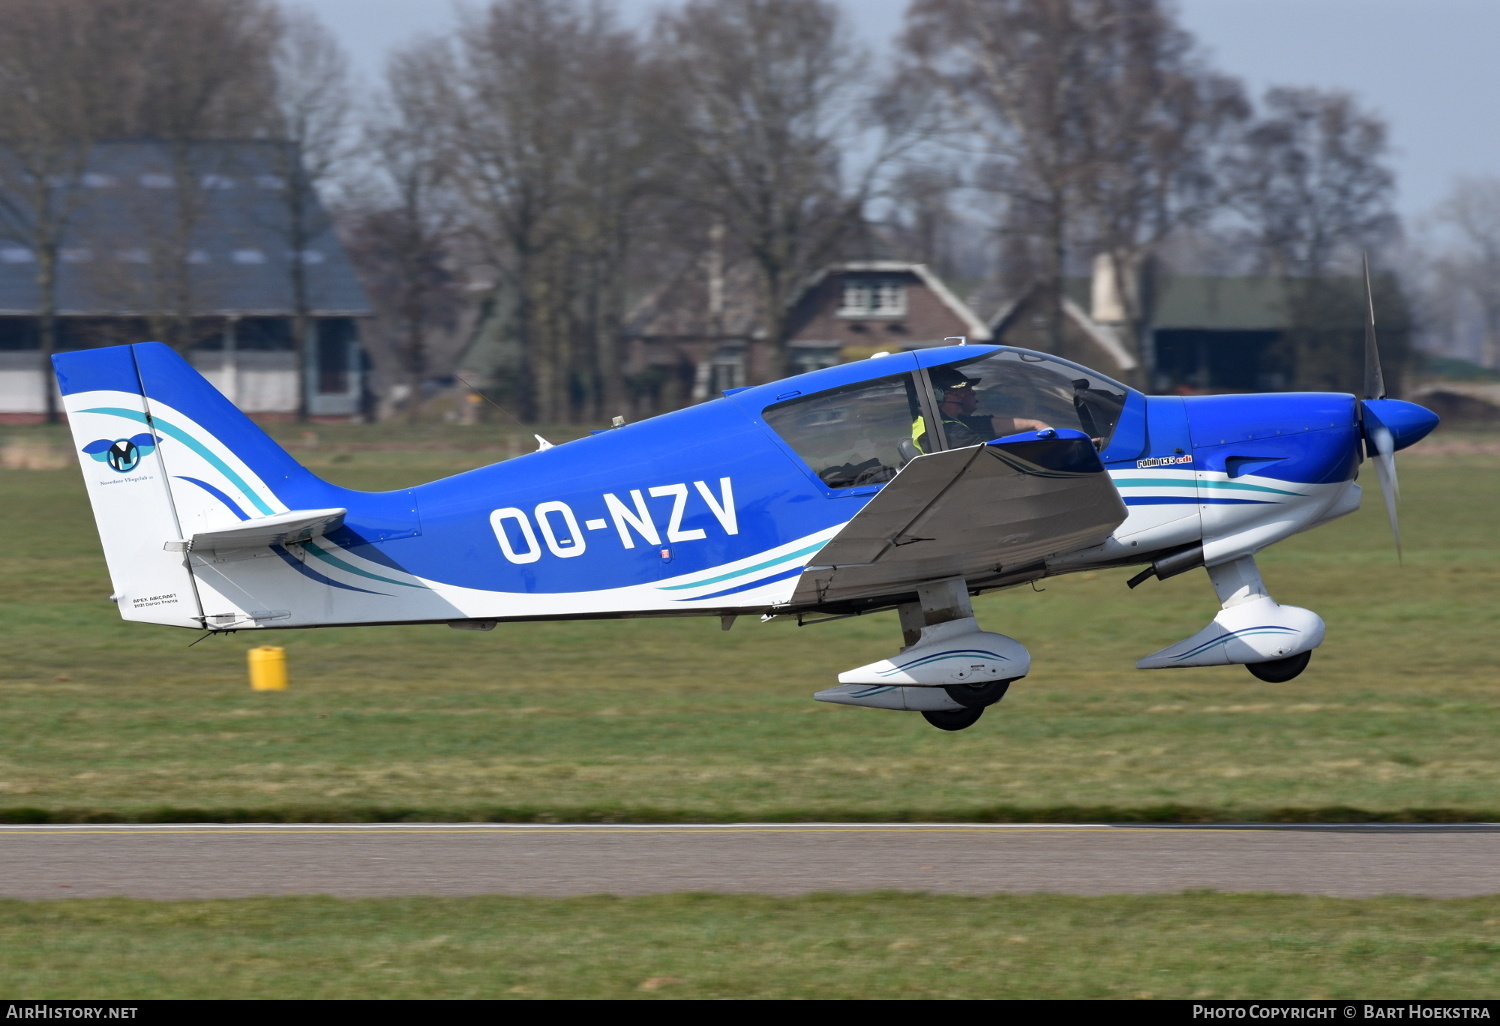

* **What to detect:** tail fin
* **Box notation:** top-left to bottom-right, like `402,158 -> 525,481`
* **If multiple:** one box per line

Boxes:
55,342 -> 328,628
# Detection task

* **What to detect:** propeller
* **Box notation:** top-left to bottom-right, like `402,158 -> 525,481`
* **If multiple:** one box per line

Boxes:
1359,252 -> 1401,561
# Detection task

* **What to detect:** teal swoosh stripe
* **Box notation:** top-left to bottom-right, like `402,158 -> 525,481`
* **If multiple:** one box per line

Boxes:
1117,476 -> 1303,496
658,540 -> 828,592
879,650 -> 1005,677
1174,628 -> 1298,661
83,407 -> 424,589
304,541 -> 426,590
81,407 -> 274,515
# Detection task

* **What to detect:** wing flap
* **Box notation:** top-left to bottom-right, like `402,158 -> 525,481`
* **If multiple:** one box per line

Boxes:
166,508 -> 348,554
792,432 -> 1126,605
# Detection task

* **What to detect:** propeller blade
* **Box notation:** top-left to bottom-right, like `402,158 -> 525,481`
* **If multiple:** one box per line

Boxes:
1363,252 -> 1386,400
1368,419 -> 1401,562
1359,256 -> 1400,560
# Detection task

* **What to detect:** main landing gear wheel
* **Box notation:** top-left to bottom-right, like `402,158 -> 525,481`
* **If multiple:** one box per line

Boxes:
922,679 -> 1014,730
942,679 -> 1013,709
1247,650 -> 1312,683
922,707 -> 985,731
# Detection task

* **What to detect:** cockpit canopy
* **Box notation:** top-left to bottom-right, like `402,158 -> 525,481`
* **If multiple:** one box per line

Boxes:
763,348 -> 1129,490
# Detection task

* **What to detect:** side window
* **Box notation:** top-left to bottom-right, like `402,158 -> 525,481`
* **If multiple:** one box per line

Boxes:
764,373 -> 923,489
926,349 -> 1128,450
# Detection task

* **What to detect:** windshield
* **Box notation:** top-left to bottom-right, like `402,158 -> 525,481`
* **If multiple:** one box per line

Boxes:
763,372 -> 924,489
923,348 -> 1129,451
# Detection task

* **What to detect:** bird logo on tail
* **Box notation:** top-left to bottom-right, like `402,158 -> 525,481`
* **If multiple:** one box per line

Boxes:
81,433 -> 158,473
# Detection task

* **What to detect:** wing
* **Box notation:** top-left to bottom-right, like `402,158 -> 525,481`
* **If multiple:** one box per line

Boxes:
790,430 -> 1127,606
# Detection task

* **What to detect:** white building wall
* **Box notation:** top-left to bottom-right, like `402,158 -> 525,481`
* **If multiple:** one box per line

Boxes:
0,352 -> 49,414
188,351 -> 298,413
0,350 -> 304,416
3,338 -> 360,418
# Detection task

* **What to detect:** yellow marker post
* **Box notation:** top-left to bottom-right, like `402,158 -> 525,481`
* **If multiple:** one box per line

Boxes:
248,646 -> 288,691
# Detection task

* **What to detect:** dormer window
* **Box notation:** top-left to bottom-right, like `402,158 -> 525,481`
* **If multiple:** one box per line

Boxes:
839,278 -> 906,318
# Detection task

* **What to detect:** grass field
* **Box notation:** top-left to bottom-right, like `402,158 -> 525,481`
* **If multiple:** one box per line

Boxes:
3,892 -> 1500,998
1,423 -> 1498,822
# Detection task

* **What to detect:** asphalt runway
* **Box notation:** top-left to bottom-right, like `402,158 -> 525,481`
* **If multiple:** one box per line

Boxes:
3,823 -> 1500,900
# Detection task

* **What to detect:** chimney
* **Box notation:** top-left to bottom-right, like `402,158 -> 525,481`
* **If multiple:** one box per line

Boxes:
1091,252 -> 1132,324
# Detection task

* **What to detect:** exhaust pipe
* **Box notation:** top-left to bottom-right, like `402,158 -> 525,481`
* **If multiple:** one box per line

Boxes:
1126,543 -> 1204,589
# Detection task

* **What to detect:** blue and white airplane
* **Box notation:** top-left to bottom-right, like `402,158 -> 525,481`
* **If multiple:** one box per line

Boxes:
53,283 -> 1437,731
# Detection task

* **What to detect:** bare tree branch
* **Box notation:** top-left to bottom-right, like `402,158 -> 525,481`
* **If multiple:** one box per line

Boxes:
653,0 -> 905,382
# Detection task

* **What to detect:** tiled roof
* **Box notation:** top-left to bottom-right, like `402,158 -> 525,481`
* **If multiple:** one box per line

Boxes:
0,141 -> 370,316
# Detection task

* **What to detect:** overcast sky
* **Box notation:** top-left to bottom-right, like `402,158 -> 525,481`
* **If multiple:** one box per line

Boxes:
305,0 -> 1500,222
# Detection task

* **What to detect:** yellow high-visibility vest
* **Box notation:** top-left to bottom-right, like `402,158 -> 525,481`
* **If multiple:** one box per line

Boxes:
912,415 -> 963,453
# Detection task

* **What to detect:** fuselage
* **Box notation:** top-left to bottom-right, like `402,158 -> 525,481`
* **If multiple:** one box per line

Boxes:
57,341 -> 1435,631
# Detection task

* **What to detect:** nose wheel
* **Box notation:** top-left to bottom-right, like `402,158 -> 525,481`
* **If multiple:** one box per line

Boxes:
920,679 -> 1013,731
1247,650 -> 1311,683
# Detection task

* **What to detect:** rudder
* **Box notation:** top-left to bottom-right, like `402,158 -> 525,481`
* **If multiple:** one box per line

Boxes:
54,345 -> 204,627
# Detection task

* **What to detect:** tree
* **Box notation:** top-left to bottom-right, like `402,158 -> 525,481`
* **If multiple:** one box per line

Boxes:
653,0 -> 905,382
1229,86 -> 1398,279
564,20 -> 660,421
1227,87 -> 1402,391
96,142 -> 225,355
902,0 -> 1242,369
903,0 -> 1098,353
86,0 -> 279,355
0,0 -> 100,422
0,0 -> 283,424
343,39 -> 464,419
87,0 -> 279,141
882,166 -> 967,281
266,5 -> 356,420
1073,12 -> 1245,369
1416,176 -> 1500,369
430,0 -> 658,423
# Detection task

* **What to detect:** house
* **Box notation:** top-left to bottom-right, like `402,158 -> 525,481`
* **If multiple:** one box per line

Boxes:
989,272 -> 1288,394
781,261 -> 992,368
1126,274 -> 1293,393
989,258 -> 1407,395
619,259 -> 990,413
0,141 -> 372,422
615,256 -> 765,412
1128,274 -> 1412,394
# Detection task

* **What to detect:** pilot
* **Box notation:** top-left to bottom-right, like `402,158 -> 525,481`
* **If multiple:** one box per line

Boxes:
913,366 -> 1051,452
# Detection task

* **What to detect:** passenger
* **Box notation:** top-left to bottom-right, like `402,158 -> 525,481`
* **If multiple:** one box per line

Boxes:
913,366 -> 1051,452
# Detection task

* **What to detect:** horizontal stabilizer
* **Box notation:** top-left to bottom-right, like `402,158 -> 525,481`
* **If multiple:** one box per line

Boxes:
166,508 -> 347,554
